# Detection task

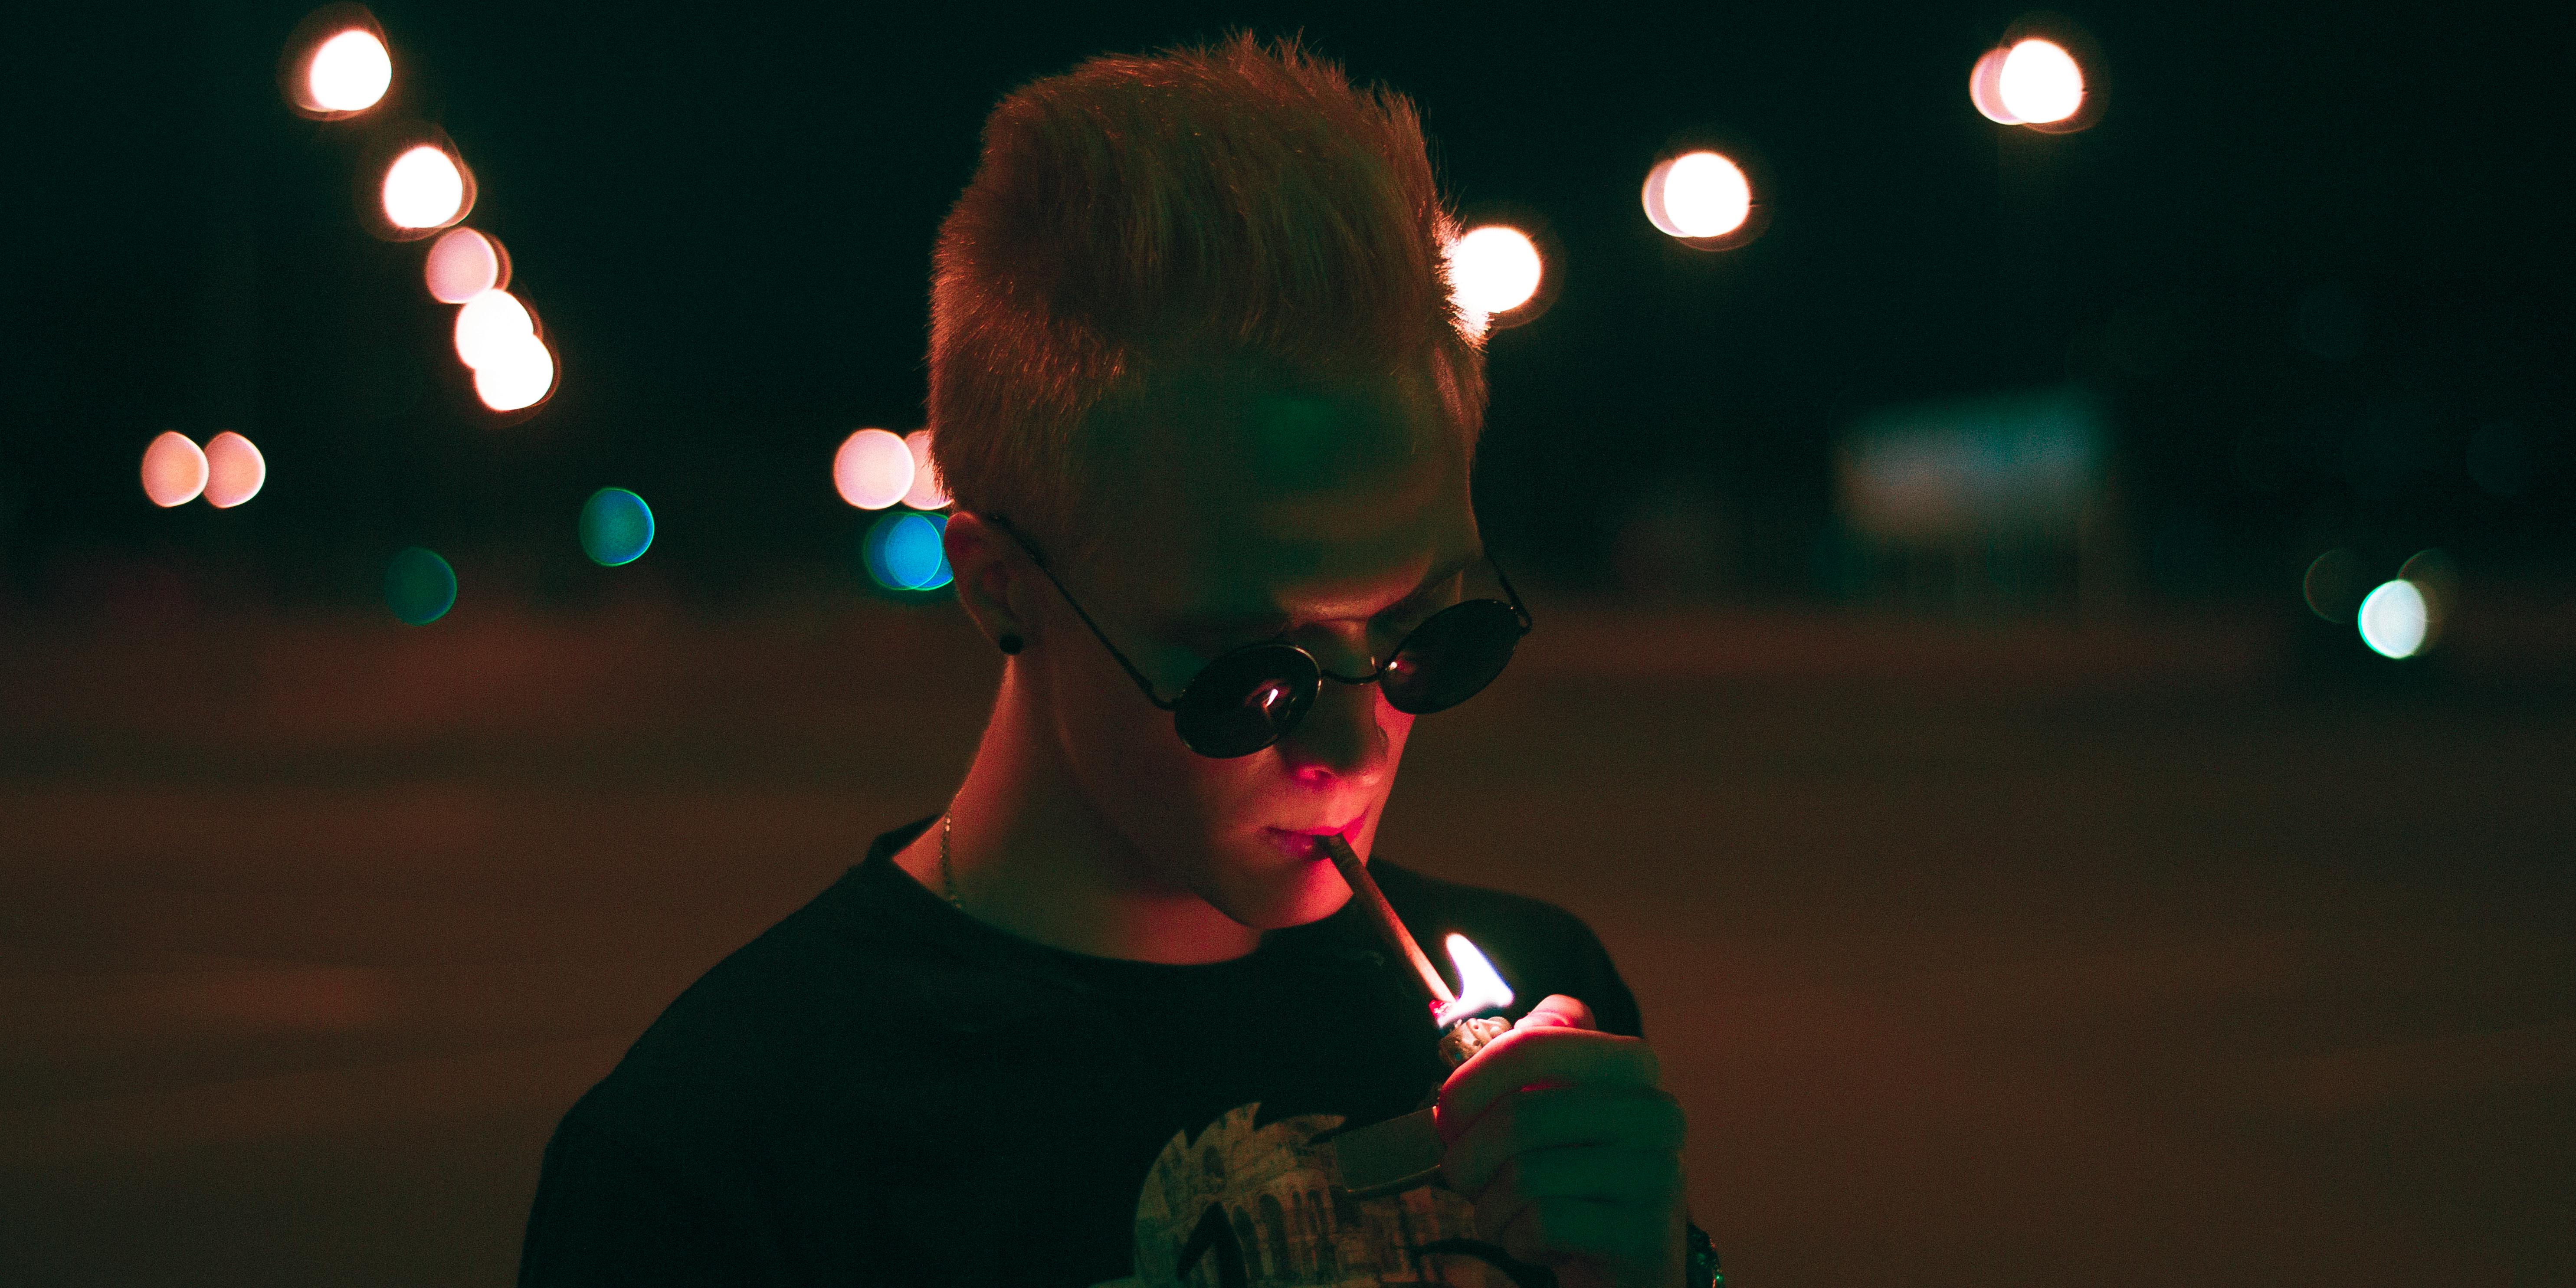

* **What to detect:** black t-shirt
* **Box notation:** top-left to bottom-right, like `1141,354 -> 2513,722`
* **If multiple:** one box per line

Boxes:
519,817 -> 1642,1286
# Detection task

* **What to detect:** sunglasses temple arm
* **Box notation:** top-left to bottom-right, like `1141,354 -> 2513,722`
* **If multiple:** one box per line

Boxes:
1489,557 -> 1534,630
991,516 -> 1184,712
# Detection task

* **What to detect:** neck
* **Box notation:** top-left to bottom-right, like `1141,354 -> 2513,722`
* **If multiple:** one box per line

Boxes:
894,666 -> 1265,965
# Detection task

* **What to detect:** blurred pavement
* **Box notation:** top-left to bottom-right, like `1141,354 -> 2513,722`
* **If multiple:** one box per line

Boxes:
3,598 -> 2571,1285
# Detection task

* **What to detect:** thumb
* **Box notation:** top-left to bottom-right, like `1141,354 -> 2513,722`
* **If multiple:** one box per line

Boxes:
1513,993 -> 1597,1032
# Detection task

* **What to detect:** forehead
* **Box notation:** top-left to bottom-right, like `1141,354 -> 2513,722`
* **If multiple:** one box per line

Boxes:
1081,360 -> 1477,620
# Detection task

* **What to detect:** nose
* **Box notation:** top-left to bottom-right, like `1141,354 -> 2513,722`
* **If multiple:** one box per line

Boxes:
1278,669 -> 1394,789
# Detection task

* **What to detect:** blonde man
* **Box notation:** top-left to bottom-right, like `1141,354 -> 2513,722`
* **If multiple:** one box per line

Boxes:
523,36 -> 1708,1288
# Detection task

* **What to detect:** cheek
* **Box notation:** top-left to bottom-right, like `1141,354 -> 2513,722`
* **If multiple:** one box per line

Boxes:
1376,690 -> 1419,756
1036,641 -> 1246,833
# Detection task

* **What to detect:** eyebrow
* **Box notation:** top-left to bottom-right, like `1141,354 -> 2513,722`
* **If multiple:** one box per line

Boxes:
1163,550 -> 1484,642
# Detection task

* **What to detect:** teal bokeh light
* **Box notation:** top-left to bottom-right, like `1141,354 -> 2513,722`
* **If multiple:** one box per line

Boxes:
385,546 -> 457,625
579,487 -> 655,566
863,510 -> 953,591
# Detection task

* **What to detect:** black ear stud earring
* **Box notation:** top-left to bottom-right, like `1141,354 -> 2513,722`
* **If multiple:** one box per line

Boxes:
997,633 -> 1023,655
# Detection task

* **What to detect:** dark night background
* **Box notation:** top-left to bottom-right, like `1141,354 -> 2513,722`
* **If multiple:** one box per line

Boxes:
10,0 -> 2570,609
4,2 -> 2573,1285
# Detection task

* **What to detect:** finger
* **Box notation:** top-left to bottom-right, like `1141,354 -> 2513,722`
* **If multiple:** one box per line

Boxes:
1513,993 -> 1596,1032
1442,1084 -> 1687,1196
1437,1026 -> 1662,1143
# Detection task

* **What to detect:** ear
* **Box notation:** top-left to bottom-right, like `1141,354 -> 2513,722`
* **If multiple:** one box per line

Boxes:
942,510 -> 1035,653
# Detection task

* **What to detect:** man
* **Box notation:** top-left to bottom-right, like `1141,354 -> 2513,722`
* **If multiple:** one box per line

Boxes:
521,35 -> 1710,1287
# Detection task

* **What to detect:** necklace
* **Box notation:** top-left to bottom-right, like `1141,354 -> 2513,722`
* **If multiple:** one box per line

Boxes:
938,809 -> 963,911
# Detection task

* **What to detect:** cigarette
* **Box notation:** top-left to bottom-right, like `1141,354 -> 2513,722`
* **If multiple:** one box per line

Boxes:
1318,834 -> 1454,1009
1317,833 -> 1516,1200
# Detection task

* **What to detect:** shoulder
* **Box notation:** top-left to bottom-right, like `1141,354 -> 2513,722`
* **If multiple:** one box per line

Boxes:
570,867 -> 950,1153
1364,859 -> 1643,1038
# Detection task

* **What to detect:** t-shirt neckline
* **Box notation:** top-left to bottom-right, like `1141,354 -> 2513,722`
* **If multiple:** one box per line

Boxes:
853,815 -> 1379,990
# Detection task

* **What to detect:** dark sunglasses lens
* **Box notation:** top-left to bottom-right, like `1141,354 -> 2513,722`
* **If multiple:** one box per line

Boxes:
1174,645 -> 1319,757
1381,599 -> 1524,714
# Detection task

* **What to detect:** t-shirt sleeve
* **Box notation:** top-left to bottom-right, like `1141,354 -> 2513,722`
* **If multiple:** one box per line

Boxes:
518,1108 -> 764,1287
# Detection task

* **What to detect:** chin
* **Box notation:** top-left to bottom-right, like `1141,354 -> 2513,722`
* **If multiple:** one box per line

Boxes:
1210,852 -> 1353,931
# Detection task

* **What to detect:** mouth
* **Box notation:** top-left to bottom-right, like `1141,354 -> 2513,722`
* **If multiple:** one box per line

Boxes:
1262,816 -> 1365,860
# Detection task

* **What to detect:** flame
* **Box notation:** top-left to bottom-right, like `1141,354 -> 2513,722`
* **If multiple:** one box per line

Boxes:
1436,933 -> 1514,1026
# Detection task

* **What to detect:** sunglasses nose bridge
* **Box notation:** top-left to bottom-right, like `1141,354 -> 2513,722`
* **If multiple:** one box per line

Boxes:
1272,670 -> 1395,783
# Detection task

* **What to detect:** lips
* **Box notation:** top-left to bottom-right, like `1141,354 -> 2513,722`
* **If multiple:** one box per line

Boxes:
1262,816 -> 1364,857
1276,817 -> 1360,839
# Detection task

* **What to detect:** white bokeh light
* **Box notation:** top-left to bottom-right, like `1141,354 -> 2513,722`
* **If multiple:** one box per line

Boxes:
1998,38 -> 2084,125
1447,225 -> 1543,319
453,290 -> 535,369
834,429 -> 916,510
2356,579 -> 2429,659
306,29 -> 392,113
1645,151 -> 1753,239
382,145 -> 465,229
473,334 -> 556,412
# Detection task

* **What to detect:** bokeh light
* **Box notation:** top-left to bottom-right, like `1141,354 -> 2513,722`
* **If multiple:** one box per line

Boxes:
578,488 -> 655,566
834,428 -> 915,510
2356,580 -> 2429,659
901,429 -> 950,510
1435,934 -> 1515,1027
140,432 -> 208,508
203,431 -> 267,508
2397,548 -> 2456,649
385,546 -> 457,626
473,334 -> 557,412
1643,151 -> 1752,240
1998,39 -> 2084,125
2301,547 -> 2365,621
424,228 -> 506,304
1969,45 -> 2021,124
864,511 -> 954,591
306,29 -> 391,113
382,144 -> 467,230
453,289 -> 535,368
1446,225 -> 1543,319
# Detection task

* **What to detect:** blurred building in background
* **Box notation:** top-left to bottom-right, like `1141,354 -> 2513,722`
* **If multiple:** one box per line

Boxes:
1828,387 -> 2121,616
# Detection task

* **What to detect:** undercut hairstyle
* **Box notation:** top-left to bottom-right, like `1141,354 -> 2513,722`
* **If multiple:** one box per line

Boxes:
925,34 -> 1488,546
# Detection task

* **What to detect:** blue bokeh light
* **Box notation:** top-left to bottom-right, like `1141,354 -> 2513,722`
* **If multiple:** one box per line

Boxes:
579,487 -> 655,567
863,510 -> 953,592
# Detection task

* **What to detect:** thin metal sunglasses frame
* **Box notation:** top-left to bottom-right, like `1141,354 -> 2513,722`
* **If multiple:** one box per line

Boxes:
984,512 -> 1534,716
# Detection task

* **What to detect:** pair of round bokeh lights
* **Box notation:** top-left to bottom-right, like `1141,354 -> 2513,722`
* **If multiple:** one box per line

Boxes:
141,431 -> 267,509
1452,149 -> 1758,335
1970,37 -> 2090,128
2303,548 -> 2453,661
285,18 -> 554,413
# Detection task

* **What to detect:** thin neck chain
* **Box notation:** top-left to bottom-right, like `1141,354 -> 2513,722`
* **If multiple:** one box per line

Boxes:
938,810 -> 963,911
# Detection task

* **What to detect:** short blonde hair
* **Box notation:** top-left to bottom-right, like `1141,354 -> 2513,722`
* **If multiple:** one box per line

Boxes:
925,34 -> 1487,545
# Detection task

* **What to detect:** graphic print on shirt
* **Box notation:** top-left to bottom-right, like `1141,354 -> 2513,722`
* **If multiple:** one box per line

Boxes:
1091,1101 -> 1541,1288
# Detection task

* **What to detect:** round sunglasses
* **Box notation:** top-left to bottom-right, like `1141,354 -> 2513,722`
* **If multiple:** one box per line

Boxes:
990,515 -> 1533,757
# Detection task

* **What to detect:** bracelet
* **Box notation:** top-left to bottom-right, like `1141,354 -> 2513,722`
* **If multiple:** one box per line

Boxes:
1684,1221 -> 1723,1288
